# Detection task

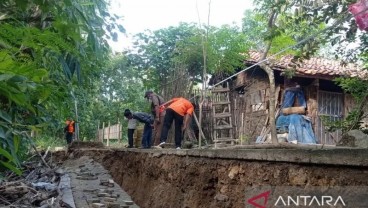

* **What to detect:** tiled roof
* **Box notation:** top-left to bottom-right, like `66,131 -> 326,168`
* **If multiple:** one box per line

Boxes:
247,51 -> 368,78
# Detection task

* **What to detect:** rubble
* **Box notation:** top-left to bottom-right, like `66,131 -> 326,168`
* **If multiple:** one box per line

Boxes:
0,158 -> 63,207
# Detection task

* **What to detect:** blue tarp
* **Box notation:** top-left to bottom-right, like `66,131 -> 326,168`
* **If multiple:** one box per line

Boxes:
275,88 -> 316,144
282,88 -> 307,108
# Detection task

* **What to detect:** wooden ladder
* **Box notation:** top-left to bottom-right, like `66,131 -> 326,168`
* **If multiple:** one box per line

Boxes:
211,84 -> 236,148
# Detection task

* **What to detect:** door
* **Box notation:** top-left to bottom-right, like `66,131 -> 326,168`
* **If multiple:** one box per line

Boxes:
317,91 -> 344,144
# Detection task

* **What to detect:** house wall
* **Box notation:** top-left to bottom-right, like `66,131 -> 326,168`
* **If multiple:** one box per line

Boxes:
229,70 -> 359,145
231,69 -> 274,144
207,68 -> 366,145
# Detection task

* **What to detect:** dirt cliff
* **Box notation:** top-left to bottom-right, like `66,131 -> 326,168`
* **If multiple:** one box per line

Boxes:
65,148 -> 368,208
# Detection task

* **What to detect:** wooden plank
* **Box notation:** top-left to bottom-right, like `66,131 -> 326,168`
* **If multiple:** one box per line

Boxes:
213,101 -> 231,105
214,113 -> 232,118
214,125 -> 233,130
214,138 -> 238,142
211,88 -> 230,93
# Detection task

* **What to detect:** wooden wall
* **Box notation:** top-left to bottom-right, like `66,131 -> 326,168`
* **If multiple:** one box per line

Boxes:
203,68 -> 366,145
231,69 -> 271,144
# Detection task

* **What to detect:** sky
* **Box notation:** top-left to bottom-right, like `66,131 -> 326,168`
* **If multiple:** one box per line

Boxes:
109,0 -> 254,51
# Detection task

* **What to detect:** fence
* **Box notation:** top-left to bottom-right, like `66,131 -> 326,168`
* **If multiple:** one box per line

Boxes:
97,122 -> 122,146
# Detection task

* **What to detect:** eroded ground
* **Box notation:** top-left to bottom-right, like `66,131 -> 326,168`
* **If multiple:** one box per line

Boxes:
57,144 -> 368,208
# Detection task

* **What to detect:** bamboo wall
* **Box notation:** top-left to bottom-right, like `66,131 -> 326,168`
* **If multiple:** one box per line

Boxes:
232,78 -> 270,143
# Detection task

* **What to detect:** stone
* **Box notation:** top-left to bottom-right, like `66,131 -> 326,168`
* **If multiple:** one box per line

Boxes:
97,193 -> 110,197
288,168 -> 307,185
214,194 -> 229,202
55,168 -> 65,176
87,198 -> 100,204
83,188 -> 97,193
124,200 -> 134,205
78,172 -> 95,177
106,203 -> 120,208
98,189 -> 106,193
103,197 -> 117,202
92,203 -> 106,208
106,189 -> 114,194
100,179 -> 109,186
108,179 -> 115,187
110,194 -> 119,198
228,166 -> 240,179
76,176 -> 98,180
339,130 -> 368,148
220,185 -> 228,194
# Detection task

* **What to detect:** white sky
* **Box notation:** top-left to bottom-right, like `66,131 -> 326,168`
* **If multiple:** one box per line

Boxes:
109,0 -> 254,51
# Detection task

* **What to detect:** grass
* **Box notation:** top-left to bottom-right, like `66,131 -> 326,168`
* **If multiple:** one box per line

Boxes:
33,136 -> 67,150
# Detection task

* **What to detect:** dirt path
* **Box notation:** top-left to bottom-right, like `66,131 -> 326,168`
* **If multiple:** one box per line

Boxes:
62,155 -> 139,208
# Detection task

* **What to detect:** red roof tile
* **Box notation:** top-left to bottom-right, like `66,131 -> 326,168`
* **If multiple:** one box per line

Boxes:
247,51 -> 368,79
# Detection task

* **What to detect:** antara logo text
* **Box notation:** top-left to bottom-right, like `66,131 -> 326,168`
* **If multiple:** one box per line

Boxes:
247,190 -> 346,207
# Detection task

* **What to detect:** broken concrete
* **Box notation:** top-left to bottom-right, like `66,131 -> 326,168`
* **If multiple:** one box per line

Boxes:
61,156 -> 139,208
58,147 -> 368,208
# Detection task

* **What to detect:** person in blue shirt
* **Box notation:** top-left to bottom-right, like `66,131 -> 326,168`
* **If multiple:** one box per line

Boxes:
124,109 -> 154,149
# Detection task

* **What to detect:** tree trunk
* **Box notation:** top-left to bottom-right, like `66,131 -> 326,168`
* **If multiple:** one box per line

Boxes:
258,10 -> 278,144
260,64 -> 278,144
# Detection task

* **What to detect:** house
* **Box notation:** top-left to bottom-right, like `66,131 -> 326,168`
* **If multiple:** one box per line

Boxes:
221,51 -> 368,145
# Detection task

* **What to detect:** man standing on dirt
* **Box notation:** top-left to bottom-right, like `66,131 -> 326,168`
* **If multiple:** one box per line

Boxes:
157,97 -> 194,149
124,109 -> 154,149
64,119 -> 75,145
144,90 -> 165,146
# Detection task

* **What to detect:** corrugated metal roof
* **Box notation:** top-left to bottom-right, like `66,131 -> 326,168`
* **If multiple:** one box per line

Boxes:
248,51 -> 368,78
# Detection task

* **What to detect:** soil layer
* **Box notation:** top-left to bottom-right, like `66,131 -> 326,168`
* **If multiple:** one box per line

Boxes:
64,148 -> 368,208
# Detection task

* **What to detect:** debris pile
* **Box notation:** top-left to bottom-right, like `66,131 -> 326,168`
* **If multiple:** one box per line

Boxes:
0,157 -> 64,207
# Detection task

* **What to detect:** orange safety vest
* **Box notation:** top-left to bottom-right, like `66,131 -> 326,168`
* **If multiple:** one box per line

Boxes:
67,121 -> 75,133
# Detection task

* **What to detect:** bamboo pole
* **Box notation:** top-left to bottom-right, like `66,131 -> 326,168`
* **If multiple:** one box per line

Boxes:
193,112 -> 206,146
241,113 -> 244,145
107,121 -> 110,147
102,122 -> 105,143
97,120 -> 100,142
118,118 -> 121,143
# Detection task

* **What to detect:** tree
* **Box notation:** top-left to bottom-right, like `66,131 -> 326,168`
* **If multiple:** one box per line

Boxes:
128,23 -> 248,93
0,0 -> 123,174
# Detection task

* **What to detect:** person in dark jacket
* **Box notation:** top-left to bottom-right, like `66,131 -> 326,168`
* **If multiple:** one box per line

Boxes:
124,109 -> 154,149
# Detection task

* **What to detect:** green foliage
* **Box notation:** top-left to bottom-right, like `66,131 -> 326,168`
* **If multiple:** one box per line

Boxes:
0,0 -> 123,174
206,25 -> 249,73
321,77 -> 368,133
321,109 -> 364,133
335,77 -> 368,101
76,55 -> 149,140
128,23 -> 249,90
33,136 -> 66,150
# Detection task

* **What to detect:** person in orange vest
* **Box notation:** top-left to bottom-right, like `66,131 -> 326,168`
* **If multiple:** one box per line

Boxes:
157,97 -> 194,149
64,119 -> 75,144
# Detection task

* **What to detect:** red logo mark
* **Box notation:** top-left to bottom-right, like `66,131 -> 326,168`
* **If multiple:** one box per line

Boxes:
247,190 -> 271,208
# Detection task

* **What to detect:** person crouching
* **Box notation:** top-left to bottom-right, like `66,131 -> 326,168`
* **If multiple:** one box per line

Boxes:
124,109 -> 154,149
157,97 -> 194,149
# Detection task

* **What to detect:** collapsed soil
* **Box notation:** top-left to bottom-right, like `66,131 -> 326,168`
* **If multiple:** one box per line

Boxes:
62,148 -> 368,208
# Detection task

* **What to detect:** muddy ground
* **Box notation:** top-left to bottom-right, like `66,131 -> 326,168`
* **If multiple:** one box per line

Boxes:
56,146 -> 368,208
